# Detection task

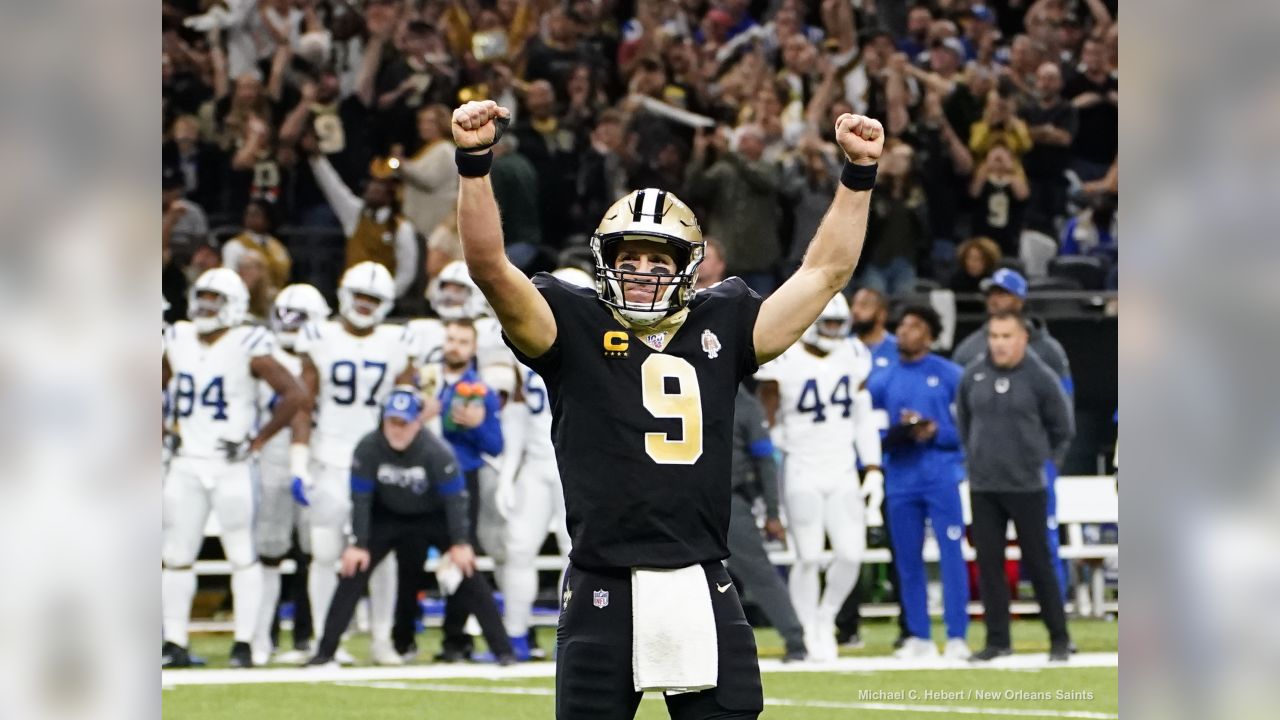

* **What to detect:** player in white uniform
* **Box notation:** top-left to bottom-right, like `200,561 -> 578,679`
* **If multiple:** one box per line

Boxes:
755,293 -> 884,661
414,260 -> 518,398
250,284 -> 331,665
491,267 -> 587,660
162,269 -> 307,668
290,262 -> 417,665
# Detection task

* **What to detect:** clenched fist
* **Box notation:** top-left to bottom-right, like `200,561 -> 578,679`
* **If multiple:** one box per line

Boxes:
834,113 -> 885,166
452,100 -> 511,153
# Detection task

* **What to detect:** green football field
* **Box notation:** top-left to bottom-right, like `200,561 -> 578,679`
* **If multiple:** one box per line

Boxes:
164,618 -> 1117,719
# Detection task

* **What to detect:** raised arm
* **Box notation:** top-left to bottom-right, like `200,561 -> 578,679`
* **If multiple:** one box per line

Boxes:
452,100 -> 556,358
307,152 -> 363,234
753,114 -> 884,363
354,28 -> 391,109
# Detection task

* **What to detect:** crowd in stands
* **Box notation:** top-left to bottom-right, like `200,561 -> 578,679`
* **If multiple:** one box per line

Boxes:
162,0 -> 1118,321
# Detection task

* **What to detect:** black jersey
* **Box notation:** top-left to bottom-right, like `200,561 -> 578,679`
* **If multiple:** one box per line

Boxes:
506,274 -> 763,569
972,178 -> 1028,256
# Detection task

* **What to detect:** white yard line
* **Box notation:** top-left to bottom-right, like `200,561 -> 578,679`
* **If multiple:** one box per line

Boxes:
332,680 -> 1118,719
162,652 -> 1117,687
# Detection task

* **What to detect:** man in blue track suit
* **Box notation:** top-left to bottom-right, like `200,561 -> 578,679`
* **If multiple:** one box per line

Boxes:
868,305 -> 970,659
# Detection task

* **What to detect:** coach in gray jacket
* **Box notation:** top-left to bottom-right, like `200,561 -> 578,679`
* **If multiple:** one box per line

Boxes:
957,311 -> 1074,663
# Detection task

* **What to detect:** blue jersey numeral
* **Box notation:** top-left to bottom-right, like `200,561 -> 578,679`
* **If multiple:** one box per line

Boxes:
174,373 -> 228,421
330,360 -> 390,406
796,379 -> 826,422
830,375 -> 853,419
796,375 -> 853,424
524,370 -> 546,415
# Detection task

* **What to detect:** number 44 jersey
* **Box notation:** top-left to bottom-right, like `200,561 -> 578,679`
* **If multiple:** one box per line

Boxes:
755,337 -> 873,477
294,320 -> 415,466
508,275 -> 762,570
164,322 -> 276,460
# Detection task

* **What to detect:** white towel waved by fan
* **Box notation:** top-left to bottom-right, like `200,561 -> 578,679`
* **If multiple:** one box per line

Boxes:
631,565 -> 718,693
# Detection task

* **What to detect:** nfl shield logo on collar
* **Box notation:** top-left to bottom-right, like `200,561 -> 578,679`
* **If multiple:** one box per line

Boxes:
592,589 -> 610,609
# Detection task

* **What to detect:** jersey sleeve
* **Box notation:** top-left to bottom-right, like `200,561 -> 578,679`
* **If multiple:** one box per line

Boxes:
397,322 -> 417,359
424,433 -> 462,491
242,325 -> 277,359
691,276 -> 764,379
849,340 -> 873,386
425,434 -> 469,544
738,392 -> 774,457
348,434 -> 378,548
501,273 -> 589,378
292,321 -> 321,356
349,433 -> 377,483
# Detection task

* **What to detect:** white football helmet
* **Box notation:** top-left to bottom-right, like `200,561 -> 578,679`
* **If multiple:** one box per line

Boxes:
589,188 -> 705,326
187,268 -> 249,334
801,293 -> 852,353
550,266 -> 594,288
338,262 -> 396,329
271,283 -> 331,349
428,260 -> 489,319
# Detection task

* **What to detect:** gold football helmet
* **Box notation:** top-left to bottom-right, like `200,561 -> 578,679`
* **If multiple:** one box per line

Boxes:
588,188 -> 705,325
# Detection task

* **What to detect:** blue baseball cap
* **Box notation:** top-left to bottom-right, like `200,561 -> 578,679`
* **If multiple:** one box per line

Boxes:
980,268 -> 1028,299
384,387 -> 424,422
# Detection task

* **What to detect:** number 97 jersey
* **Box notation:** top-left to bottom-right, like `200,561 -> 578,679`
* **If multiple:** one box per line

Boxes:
165,322 -> 276,459
506,274 -> 763,570
294,320 -> 415,466
754,338 -> 872,476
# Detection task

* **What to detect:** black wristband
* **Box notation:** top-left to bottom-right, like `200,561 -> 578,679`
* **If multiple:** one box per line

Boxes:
456,148 -> 494,177
840,161 -> 878,191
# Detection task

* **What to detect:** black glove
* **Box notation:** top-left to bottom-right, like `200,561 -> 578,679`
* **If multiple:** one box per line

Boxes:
220,438 -> 255,463
163,431 -> 182,456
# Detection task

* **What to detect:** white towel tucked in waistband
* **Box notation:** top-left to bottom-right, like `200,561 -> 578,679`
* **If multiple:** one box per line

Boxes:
631,565 -> 718,693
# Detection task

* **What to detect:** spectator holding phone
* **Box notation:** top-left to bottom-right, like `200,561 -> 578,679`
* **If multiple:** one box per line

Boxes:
969,90 -> 1032,163
969,142 -> 1030,257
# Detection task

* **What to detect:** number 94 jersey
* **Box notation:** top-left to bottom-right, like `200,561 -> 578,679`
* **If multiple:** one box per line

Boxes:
755,338 -> 873,475
294,320 -> 415,466
506,274 -> 763,570
164,322 -> 276,460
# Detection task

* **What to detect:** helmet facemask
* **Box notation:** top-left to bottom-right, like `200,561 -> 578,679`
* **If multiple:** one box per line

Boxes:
802,294 -> 852,353
431,281 -> 477,320
271,283 -> 331,349
337,262 -> 395,329
805,317 -> 851,353
271,306 -> 309,350
191,290 -> 230,334
427,261 -> 488,319
592,235 -> 702,326
340,290 -> 391,329
589,188 -> 705,326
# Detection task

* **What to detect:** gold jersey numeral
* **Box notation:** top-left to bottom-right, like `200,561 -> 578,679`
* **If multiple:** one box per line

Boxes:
641,354 -> 703,465
314,113 -> 347,156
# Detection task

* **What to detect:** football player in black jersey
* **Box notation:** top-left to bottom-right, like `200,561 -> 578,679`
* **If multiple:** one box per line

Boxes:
451,99 -> 883,720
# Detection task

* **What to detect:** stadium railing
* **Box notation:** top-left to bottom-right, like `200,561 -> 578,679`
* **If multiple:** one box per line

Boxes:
192,475 -> 1118,621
